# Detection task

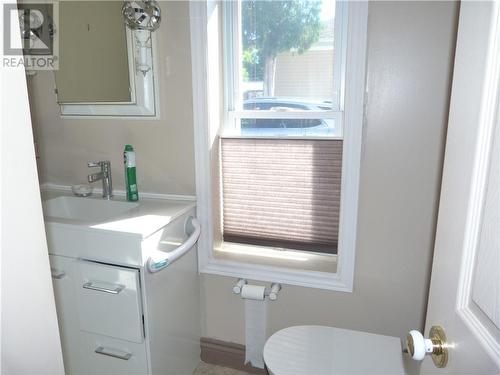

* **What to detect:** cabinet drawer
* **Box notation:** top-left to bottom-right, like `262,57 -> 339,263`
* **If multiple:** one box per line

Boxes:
80,332 -> 148,375
50,255 -> 88,373
76,260 -> 144,343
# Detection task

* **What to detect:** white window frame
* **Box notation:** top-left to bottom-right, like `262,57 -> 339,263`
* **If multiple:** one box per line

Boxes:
190,0 -> 368,291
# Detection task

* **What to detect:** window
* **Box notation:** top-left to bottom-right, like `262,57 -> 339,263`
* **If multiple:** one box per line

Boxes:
221,0 -> 346,256
190,0 -> 368,290
223,0 -> 345,138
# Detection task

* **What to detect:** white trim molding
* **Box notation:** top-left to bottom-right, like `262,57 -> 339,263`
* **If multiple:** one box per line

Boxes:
456,1 -> 500,364
190,0 -> 369,291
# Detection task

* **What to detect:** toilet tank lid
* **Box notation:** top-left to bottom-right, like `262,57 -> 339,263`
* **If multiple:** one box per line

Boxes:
263,325 -> 405,375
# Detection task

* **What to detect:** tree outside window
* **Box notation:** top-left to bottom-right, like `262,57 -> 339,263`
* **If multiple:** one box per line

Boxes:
242,0 -> 324,96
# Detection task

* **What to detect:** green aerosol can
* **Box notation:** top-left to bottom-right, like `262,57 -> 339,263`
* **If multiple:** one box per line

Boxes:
124,145 -> 139,201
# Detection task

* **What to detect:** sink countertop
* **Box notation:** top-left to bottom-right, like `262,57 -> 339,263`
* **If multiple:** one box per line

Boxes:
41,188 -> 196,239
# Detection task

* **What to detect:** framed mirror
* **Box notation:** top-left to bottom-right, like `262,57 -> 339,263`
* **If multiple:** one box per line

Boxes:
55,1 -> 159,118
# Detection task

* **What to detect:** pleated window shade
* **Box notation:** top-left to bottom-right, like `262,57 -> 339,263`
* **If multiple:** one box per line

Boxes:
221,138 -> 343,254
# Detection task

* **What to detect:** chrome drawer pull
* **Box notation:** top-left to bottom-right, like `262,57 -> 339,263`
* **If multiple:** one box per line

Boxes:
51,268 -> 66,279
83,282 -> 124,294
94,346 -> 132,361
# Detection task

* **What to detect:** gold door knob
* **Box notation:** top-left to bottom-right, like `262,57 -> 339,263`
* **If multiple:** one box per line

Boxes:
406,326 -> 448,368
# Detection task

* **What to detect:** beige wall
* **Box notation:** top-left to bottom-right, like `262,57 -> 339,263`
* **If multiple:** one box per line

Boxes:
28,0 -> 458,366
28,1 -> 195,196
275,49 -> 334,99
199,0 -> 458,350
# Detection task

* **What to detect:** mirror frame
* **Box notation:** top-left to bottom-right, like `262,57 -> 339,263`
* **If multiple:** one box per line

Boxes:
59,28 -> 159,118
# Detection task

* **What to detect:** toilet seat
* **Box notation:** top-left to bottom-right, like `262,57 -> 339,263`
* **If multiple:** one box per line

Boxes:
263,325 -> 405,375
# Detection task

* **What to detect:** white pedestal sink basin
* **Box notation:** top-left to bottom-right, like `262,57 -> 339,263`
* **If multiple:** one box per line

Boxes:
43,196 -> 139,222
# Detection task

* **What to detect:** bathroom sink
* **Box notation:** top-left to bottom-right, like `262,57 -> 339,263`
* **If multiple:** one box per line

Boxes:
43,196 -> 139,222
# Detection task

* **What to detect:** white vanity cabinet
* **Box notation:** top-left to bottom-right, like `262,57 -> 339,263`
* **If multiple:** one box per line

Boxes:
50,256 -> 149,374
44,191 -> 200,375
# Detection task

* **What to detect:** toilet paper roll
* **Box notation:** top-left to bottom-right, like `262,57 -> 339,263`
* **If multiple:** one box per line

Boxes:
241,285 -> 266,300
244,298 -> 267,369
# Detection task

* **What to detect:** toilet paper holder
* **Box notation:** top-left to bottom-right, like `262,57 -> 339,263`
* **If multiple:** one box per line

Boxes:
233,279 -> 281,301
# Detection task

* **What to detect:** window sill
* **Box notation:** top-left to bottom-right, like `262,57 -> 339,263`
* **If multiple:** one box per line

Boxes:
199,242 -> 352,292
217,242 -> 337,272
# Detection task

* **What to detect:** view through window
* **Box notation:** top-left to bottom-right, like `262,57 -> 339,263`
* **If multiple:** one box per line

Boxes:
227,0 -> 340,137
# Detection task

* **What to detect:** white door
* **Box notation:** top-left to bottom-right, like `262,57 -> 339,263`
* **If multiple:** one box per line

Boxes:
420,2 -> 500,373
0,2 -> 64,373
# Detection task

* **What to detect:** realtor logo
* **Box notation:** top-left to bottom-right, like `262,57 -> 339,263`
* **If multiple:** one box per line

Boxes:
3,1 -> 59,70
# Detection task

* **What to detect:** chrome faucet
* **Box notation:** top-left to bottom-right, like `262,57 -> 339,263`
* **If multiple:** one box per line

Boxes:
87,161 -> 113,199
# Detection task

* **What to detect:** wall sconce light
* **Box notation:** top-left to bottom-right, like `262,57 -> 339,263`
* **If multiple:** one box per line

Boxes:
122,0 -> 161,31
134,30 -> 152,76
122,1 -> 161,76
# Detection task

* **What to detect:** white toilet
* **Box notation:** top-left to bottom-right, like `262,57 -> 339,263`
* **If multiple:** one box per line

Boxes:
263,325 -> 406,375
